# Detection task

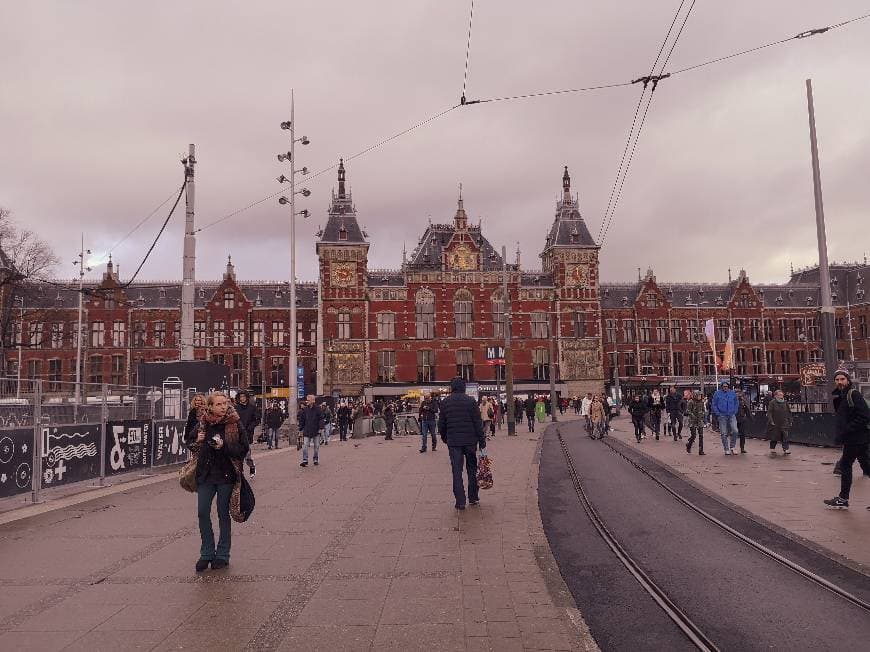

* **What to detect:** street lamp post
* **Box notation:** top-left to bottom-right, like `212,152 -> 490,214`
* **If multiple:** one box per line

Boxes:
278,89 -> 311,428
14,295 -> 23,399
501,246 -> 515,436
73,236 -> 91,413
686,302 -> 708,395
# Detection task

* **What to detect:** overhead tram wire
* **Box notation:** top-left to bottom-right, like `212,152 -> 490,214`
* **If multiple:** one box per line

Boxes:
460,0 -> 475,104
34,182 -> 187,296
596,0 -> 690,245
463,11 -> 870,108
194,103 -> 461,234
599,0 -> 700,248
96,187 -> 181,262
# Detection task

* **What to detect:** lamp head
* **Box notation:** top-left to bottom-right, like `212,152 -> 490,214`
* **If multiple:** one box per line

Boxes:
300,166 -> 308,175
300,136 -> 310,145
300,188 -> 311,197
280,121 -> 292,130
278,196 -> 290,205
277,152 -> 291,162
299,209 -> 310,219
277,174 -> 288,183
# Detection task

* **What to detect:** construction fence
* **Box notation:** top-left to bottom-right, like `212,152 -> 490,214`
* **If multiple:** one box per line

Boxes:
0,378 -> 192,503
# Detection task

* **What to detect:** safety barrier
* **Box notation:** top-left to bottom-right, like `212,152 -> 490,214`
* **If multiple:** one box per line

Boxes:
0,379 -> 191,503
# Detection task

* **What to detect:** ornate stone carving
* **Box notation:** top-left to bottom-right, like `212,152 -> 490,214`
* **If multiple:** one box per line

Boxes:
330,262 -> 356,287
560,338 -> 604,380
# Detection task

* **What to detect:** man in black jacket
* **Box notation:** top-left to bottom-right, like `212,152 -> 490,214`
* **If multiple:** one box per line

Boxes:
438,377 -> 487,510
665,387 -> 685,441
524,396 -> 536,433
824,371 -> 870,508
298,395 -> 324,468
235,391 -> 258,477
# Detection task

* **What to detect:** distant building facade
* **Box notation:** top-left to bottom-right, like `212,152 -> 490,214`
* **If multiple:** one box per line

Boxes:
6,163 -> 869,397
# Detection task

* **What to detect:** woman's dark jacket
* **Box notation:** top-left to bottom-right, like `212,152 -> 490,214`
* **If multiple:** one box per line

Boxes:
628,401 -> 648,419
183,418 -> 249,485
265,407 -> 285,429
235,400 -> 258,443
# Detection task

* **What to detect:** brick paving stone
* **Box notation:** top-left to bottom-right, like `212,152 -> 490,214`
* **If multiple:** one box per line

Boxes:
0,423 -> 598,651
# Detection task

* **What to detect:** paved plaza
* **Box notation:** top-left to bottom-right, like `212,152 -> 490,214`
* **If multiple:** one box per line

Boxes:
0,423 -> 595,652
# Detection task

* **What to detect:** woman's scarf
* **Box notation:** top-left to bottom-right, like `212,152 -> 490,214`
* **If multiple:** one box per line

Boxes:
201,404 -> 242,444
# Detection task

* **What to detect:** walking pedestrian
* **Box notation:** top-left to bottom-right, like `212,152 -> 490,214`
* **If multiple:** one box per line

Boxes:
184,393 -> 207,442
535,396 -> 547,423
184,392 -> 249,572
298,395 -> 324,467
581,392 -> 593,433
824,371 -> 870,508
480,398 -> 494,439
514,397 -> 524,425
711,382 -> 740,455
649,389 -> 664,440
337,401 -> 352,441
383,401 -> 396,440
264,400 -> 284,449
319,402 -> 334,445
524,396 -> 536,432
628,395 -> 647,443
685,391 -> 706,455
735,389 -> 752,454
439,377 -> 487,510
234,391 -> 258,477
419,393 -> 438,452
766,389 -> 793,455
665,387 -> 685,441
590,395 -> 606,439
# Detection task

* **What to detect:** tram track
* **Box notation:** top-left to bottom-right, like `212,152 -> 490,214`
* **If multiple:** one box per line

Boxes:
554,425 -> 870,651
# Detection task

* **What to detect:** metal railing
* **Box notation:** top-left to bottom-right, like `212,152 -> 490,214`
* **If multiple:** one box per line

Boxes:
0,378 -> 190,505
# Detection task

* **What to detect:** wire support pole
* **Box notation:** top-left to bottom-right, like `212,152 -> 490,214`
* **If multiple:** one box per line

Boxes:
180,144 -> 196,361
289,90 -> 299,428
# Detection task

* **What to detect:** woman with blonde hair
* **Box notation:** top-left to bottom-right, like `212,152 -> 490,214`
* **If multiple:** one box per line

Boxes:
590,395 -> 607,439
183,392 -> 249,572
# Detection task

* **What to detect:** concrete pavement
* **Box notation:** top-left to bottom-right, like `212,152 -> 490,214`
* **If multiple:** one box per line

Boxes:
605,415 -> 870,571
0,422 -> 596,651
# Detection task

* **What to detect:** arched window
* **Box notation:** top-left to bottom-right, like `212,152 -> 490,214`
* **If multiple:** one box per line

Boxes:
415,289 -> 435,339
454,289 -> 473,339
491,290 -> 505,338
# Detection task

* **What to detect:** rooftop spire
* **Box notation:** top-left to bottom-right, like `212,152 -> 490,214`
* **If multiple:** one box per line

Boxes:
454,183 -> 468,230
224,254 -> 235,280
562,166 -> 571,203
337,158 -> 346,199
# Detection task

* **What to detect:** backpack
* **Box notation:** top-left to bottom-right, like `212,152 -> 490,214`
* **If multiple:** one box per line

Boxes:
842,388 -> 870,435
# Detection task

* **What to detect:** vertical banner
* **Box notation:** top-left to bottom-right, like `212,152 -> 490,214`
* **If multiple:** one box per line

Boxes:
152,420 -> 189,467
0,428 -> 34,498
105,420 -> 152,476
40,424 -> 102,488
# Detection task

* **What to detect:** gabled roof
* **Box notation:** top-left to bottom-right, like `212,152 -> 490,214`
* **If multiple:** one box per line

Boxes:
407,223 -> 507,271
318,159 -> 367,246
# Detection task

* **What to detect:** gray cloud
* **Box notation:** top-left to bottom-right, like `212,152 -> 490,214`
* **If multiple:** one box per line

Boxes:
1,1 -> 867,285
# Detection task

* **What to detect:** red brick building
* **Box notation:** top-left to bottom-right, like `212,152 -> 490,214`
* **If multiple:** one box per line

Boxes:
316,163 -> 604,399
4,257 -> 319,395
6,163 -> 869,399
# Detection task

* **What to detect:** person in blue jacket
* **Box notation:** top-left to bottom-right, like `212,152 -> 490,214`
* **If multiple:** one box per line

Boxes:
711,381 -> 740,455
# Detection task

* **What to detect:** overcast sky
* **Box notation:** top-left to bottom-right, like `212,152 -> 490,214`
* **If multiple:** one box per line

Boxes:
2,1 -> 868,286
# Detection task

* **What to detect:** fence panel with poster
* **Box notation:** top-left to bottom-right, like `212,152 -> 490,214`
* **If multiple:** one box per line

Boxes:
0,428 -> 34,498
105,420 -> 152,476
152,420 -> 189,467
40,423 -> 103,489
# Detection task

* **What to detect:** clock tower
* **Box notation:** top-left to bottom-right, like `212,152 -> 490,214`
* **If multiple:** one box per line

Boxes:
316,159 -> 370,396
541,166 -> 605,396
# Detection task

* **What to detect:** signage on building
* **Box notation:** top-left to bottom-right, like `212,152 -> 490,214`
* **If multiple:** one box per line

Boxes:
297,366 -> 305,399
465,382 -> 479,401
800,363 -> 827,387
486,346 -> 505,365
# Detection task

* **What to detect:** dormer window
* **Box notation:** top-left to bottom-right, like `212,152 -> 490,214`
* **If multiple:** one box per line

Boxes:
646,293 -> 658,308
622,297 -> 628,306
158,288 -> 166,299
198,288 -> 205,299
806,296 -> 813,305
105,296 -> 115,309
776,295 -> 784,304
831,292 -> 837,301
339,225 -> 348,241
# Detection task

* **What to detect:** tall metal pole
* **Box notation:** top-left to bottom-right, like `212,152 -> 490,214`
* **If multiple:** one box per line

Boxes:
549,299 -> 557,422
806,79 -> 837,390
289,90 -> 299,426
502,246 -> 515,435
15,297 -> 22,399
74,235 -> 86,408
180,144 -> 196,361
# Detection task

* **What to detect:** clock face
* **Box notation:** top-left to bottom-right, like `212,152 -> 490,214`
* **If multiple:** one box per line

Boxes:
566,264 -> 588,288
330,262 -> 356,287
449,245 -> 476,271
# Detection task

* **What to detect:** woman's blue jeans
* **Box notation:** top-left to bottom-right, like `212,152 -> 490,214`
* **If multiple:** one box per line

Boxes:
197,482 -> 233,561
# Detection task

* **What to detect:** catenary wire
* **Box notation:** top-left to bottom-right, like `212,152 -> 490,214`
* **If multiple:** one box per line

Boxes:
461,0 -> 475,101
597,0 -> 689,244
599,0 -> 699,247
95,187 -> 181,262
195,103 -> 461,234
